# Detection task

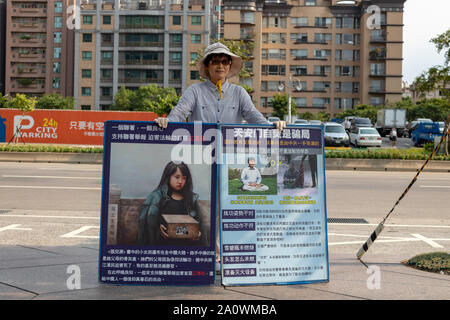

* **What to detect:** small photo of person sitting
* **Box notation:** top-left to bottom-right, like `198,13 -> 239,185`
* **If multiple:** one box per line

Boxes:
137,161 -> 205,247
240,157 -> 269,192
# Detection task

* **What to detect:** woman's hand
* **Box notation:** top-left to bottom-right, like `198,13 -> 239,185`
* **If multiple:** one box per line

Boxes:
155,117 -> 169,128
160,224 -> 169,239
274,121 -> 287,131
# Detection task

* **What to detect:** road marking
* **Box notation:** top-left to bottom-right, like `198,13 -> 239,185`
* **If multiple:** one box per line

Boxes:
0,224 -> 32,232
329,223 -> 450,228
60,226 -> 100,239
0,185 -> 101,190
2,175 -> 101,180
419,185 -> 450,189
0,214 -> 99,220
411,233 -> 444,248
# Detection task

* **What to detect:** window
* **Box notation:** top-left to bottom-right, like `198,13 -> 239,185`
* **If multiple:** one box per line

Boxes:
335,50 -> 359,61
262,49 -> 286,60
240,78 -> 253,89
54,17 -> 62,28
53,77 -> 60,89
103,15 -> 111,25
54,47 -> 62,59
314,65 -> 331,76
291,33 -> 308,43
81,105 -> 91,110
370,63 -> 385,76
101,87 -> 111,97
263,33 -> 286,44
313,98 -> 330,108
263,17 -> 287,28
81,87 -> 91,96
291,49 -> 308,59
293,98 -> 307,107
54,2 -> 62,13
170,70 -> 181,81
313,49 -> 331,59
190,52 -> 199,62
314,33 -> 331,43
370,80 -> 384,92
370,97 -> 384,106
170,52 -> 182,64
305,0 -> 317,6
190,70 -> 200,80
172,16 -> 181,25
82,69 -> 92,78
170,34 -> 182,45
82,51 -> 92,61
334,98 -> 355,109
101,69 -> 112,79
191,16 -> 201,25
54,32 -> 62,44
315,17 -> 331,27
83,15 -> 93,25
313,82 -> 330,92
82,33 -> 92,43
292,17 -> 308,27
261,65 -> 286,76
336,17 -> 360,29
143,34 -> 159,43
290,65 -> 307,76
102,51 -> 113,60
241,12 -> 254,24
261,81 -> 285,92
191,34 -> 201,44
53,62 -> 60,73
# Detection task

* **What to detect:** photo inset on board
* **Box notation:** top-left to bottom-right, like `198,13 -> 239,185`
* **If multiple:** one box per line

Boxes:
277,153 -> 318,196
227,154 -> 277,195
106,143 -> 212,247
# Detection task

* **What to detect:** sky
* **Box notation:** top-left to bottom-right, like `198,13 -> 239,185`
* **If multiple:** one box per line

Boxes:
402,0 -> 450,84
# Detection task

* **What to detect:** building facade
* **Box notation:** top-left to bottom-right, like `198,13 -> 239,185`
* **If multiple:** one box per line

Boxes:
222,0 -> 406,118
0,0 -> 6,95
4,0 -> 75,98
74,0 -> 218,110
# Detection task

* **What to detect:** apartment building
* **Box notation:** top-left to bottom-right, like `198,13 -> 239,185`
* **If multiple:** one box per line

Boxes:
222,0 -> 406,118
0,0 -> 7,94
75,0 -> 218,110
4,0 -> 75,97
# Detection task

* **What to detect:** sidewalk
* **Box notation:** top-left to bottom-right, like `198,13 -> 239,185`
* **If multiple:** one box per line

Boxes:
1,242 -> 448,300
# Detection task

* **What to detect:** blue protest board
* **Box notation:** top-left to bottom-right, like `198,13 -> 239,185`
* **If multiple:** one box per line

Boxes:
99,121 -> 217,285
218,124 -> 329,286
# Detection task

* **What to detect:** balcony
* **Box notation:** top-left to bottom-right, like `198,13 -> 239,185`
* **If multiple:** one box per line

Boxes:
119,41 -> 164,47
119,0 -> 165,10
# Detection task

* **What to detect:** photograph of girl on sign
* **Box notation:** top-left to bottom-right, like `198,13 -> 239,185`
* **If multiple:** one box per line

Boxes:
137,161 -> 204,246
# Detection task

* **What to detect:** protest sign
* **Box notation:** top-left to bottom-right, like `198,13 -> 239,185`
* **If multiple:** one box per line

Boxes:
218,124 -> 329,286
99,121 -> 217,285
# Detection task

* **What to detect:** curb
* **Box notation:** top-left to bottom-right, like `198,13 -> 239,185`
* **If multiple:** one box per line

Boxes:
0,152 -> 449,172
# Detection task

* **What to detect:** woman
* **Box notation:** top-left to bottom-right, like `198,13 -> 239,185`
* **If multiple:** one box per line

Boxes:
155,42 -> 286,130
137,161 -> 202,246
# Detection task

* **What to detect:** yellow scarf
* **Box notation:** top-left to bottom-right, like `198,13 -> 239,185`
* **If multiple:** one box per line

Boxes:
216,80 -> 222,100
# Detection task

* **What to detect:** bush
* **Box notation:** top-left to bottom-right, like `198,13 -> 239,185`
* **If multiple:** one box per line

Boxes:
405,252 -> 449,275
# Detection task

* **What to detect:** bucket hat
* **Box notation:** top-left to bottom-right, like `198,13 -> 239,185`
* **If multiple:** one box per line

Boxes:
198,42 -> 243,79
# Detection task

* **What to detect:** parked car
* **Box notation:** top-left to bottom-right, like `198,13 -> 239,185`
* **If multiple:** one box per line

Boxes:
293,119 -> 309,125
267,116 -> 280,124
324,122 -> 349,147
349,127 -> 382,148
308,120 -> 322,126
350,117 -> 373,132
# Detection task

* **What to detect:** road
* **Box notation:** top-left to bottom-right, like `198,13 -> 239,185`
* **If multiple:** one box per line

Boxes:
0,162 -> 449,258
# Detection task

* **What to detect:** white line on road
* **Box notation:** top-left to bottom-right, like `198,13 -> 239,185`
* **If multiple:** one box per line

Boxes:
419,185 -> 450,189
0,224 -> 32,232
329,223 -> 450,228
60,226 -> 100,239
411,233 -> 444,248
2,175 -> 101,180
0,185 -> 101,190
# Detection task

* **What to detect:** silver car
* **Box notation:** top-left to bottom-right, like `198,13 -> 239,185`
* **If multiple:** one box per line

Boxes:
324,122 -> 349,147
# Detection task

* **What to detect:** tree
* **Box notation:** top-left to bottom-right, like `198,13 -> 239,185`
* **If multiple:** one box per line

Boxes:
414,29 -> 450,103
335,104 -> 380,123
0,93 -> 8,108
9,94 -> 36,144
112,84 -> 179,116
269,93 -> 296,120
35,93 -> 75,109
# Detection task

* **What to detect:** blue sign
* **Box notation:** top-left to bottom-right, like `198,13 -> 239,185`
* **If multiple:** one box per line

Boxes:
218,124 -> 329,286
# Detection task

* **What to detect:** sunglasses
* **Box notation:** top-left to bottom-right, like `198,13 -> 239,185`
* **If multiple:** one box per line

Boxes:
210,59 -> 232,66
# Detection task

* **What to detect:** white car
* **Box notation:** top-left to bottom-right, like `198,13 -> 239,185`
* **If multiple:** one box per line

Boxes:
293,119 -> 308,125
349,127 -> 382,148
308,120 -> 322,126
437,122 -> 445,134
267,116 -> 280,124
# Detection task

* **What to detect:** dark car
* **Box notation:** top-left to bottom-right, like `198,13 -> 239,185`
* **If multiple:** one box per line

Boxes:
350,117 -> 373,131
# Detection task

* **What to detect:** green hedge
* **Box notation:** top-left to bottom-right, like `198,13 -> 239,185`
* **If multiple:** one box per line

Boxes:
325,148 -> 450,161
405,252 -> 449,275
0,144 -> 103,153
